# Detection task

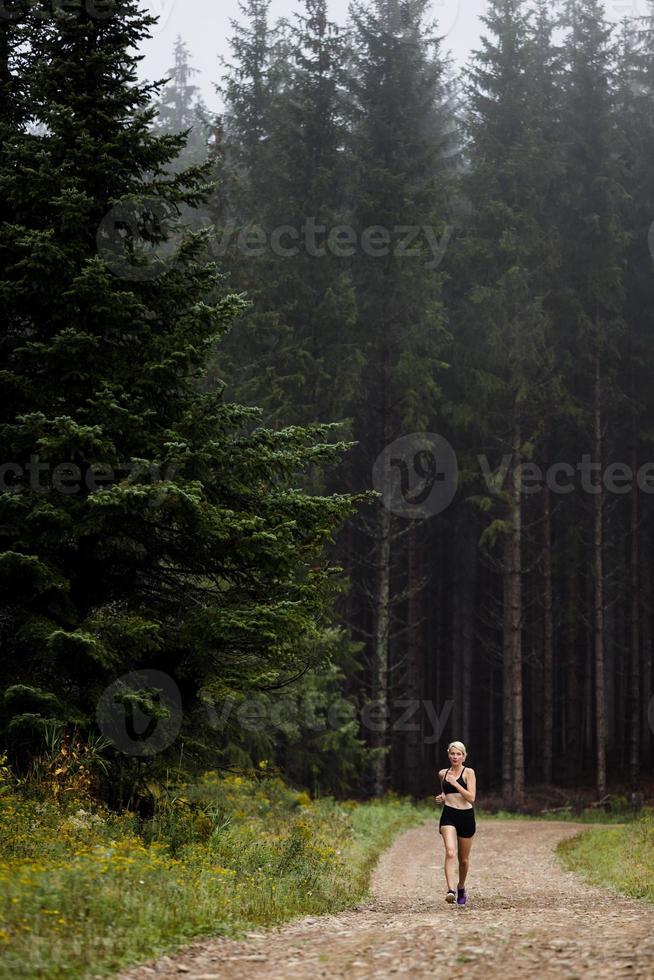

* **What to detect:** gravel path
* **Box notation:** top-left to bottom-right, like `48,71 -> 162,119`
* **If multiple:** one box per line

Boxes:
117,819 -> 654,979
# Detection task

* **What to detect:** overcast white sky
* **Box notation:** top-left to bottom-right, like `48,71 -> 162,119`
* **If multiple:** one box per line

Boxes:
137,0 -> 643,112
137,0 -> 486,110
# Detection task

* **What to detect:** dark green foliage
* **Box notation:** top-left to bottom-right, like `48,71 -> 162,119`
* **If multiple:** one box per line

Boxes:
5,0 -> 654,803
347,0 -> 453,439
0,1 -> 368,776
458,0 -> 557,431
215,0 -> 362,430
559,0 -> 626,362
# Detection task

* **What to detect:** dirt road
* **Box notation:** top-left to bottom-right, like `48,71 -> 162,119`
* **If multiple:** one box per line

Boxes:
118,820 -> 654,979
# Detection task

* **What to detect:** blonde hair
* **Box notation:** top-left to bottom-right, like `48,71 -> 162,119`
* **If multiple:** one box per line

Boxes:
448,740 -> 467,759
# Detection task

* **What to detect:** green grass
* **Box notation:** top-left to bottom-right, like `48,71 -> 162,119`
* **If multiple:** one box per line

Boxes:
476,805 -> 650,824
557,816 -> 654,902
0,766 -> 431,980
345,794 -> 433,893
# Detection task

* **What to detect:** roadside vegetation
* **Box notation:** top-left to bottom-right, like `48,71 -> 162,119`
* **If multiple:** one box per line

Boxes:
479,805 -> 652,824
557,817 -> 654,903
0,754 -> 431,979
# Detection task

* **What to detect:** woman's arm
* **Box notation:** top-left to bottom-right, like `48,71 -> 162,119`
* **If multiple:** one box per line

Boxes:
444,768 -> 476,804
435,768 -> 446,803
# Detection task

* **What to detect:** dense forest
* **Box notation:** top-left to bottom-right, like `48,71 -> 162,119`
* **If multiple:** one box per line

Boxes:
2,0 -> 654,810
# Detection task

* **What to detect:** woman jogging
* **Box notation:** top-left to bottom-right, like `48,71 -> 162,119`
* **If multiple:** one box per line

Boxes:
435,740 -> 476,905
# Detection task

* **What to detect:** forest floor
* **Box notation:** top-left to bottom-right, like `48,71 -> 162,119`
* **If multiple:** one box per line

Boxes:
117,819 -> 654,979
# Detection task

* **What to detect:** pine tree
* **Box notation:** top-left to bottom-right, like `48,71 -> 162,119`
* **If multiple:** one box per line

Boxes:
261,0 -> 362,429
459,0 -> 563,805
346,0 -> 452,795
214,0 -> 362,432
211,1 -> 294,424
560,0 -> 626,800
153,35 -> 210,169
220,0 -> 277,219
613,9 -> 654,791
0,2 -> 367,772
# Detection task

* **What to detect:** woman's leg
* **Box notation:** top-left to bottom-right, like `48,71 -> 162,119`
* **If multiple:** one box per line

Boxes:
457,833 -> 474,887
439,825 -> 458,891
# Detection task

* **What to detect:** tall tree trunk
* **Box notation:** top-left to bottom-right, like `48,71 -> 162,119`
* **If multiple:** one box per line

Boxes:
433,521 -> 445,769
530,635 -> 541,775
404,523 -> 423,796
566,537 -> 581,782
542,461 -> 554,785
371,319 -> 393,798
593,350 -> 607,800
641,543 -> 652,771
629,441 -> 640,793
584,558 -> 594,773
510,413 -> 525,805
373,499 -> 391,797
502,533 -> 514,802
461,522 -> 476,743
611,573 -> 623,767
451,542 -> 463,737
450,516 -> 474,745
488,661 -> 496,783
425,520 -> 439,778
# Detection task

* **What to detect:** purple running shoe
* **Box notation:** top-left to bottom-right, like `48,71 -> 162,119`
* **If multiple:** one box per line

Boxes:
457,886 -> 467,906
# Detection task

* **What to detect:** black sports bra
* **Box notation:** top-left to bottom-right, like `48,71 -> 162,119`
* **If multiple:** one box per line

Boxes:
442,765 -> 467,794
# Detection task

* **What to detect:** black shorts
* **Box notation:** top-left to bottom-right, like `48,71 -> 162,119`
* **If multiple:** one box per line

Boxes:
439,804 -> 476,838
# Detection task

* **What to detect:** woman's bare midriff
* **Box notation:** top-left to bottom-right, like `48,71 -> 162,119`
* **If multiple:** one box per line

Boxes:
442,798 -> 473,810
